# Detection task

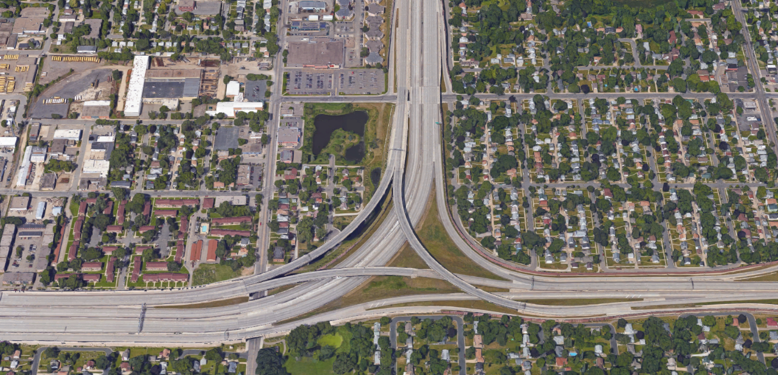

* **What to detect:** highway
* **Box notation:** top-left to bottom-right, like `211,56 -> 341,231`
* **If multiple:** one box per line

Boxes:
5,0 -> 778,346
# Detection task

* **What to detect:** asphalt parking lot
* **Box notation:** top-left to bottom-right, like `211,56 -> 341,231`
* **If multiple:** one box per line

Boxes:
287,71 -> 333,95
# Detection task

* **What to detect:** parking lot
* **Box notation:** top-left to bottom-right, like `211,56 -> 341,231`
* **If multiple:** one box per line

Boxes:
338,69 -> 385,94
287,70 -> 333,95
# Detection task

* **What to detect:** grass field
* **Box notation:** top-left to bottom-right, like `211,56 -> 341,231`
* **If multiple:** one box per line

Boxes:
738,271 -> 778,282
521,298 -> 639,306
317,333 -> 343,348
387,242 -> 430,269
277,276 -> 461,324
374,300 -> 520,315
284,357 -> 336,375
285,326 -> 353,375
156,296 -> 249,309
417,188 -> 505,280
192,264 -> 241,286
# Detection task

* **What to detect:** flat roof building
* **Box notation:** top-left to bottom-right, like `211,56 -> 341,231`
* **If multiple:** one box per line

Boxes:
40,173 -> 56,190
0,136 -> 17,152
214,195 -> 248,206
16,146 -> 32,187
53,129 -> 82,141
82,160 -> 110,177
9,196 -> 30,211
226,81 -> 240,97
80,101 -> 111,119
287,39 -> 345,68
277,127 -> 301,147
298,0 -> 327,12
12,17 -> 45,34
77,45 -> 97,54
125,56 -> 149,117
206,101 -> 264,118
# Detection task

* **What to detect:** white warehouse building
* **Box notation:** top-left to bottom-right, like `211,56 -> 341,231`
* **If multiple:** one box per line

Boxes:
53,129 -> 82,141
125,56 -> 149,117
0,136 -> 17,152
82,160 -> 110,177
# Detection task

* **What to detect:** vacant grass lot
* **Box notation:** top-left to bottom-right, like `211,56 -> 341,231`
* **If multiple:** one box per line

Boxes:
521,298 -> 639,306
738,271 -> 778,282
192,264 -> 241,286
278,276 -> 461,324
417,188 -> 506,280
156,296 -> 249,309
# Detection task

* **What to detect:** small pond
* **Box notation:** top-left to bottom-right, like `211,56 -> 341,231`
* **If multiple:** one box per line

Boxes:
312,111 -> 369,162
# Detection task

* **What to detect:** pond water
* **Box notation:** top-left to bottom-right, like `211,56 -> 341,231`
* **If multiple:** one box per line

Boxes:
312,111 -> 369,162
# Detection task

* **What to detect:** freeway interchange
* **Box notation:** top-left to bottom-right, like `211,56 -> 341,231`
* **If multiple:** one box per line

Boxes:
4,0 -> 778,346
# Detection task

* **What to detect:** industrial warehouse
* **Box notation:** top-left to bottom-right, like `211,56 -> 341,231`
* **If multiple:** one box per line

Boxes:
124,56 -> 225,117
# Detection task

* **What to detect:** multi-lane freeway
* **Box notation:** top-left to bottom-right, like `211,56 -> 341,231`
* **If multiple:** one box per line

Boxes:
4,0 -> 778,346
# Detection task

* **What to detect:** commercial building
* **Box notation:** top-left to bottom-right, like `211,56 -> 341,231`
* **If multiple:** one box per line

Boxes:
277,127 -> 301,147
287,39 -> 345,68
35,201 -> 46,220
12,17 -> 45,34
143,69 -> 202,100
9,196 -> 29,211
82,160 -> 110,177
77,45 -> 97,54
30,146 -> 46,163
225,81 -> 240,98
125,56 -> 149,117
178,0 -> 195,11
40,173 -> 56,190
0,224 -> 15,272
0,136 -> 17,152
0,21 -> 16,49
80,100 -> 111,119
206,101 -> 264,118
175,0 -> 221,14
214,195 -> 247,206
297,0 -> 327,12
53,129 -> 82,141
87,142 -> 113,160
15,146 -> 32,187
